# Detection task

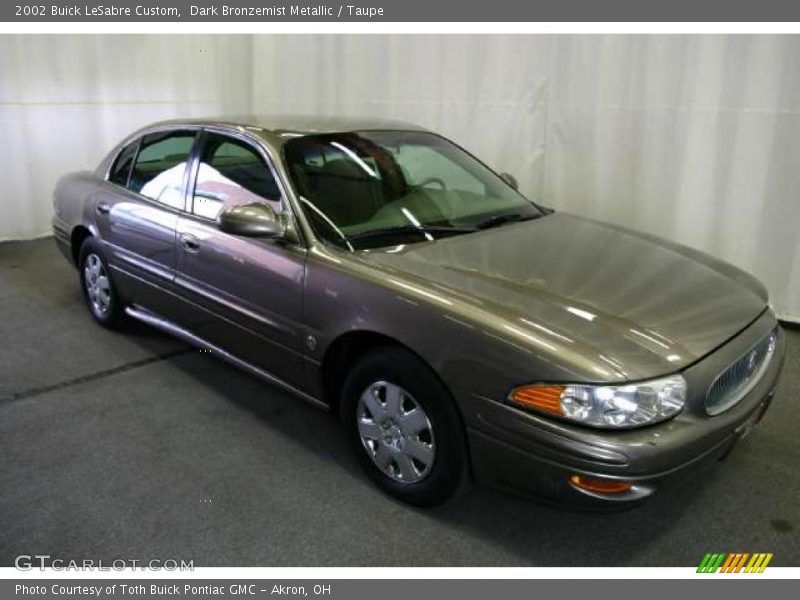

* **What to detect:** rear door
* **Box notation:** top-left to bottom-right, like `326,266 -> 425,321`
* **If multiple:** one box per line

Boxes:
95,129 -> 198,318
173,130 -> 308,389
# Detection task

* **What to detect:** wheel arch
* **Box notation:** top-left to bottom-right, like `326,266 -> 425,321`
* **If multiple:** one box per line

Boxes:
319,331 -> 471,448
70,225 -> 93,266
320,330 -> 411,412
322,328 -> 475,489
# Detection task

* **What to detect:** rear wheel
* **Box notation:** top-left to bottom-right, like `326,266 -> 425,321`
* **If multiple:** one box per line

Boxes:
78,237 -> 125,328
342,347 -> 467,507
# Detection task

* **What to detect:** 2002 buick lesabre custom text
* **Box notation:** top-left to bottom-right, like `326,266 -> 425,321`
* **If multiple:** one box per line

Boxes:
40,5 -> 181,17
52,116 -> 785,507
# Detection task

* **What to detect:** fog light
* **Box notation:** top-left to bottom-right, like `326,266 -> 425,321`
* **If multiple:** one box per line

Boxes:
569,474 -> 632,494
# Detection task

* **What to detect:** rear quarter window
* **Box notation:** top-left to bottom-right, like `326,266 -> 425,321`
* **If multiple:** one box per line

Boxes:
108,140 -> 139,187
129,131 -> 196,209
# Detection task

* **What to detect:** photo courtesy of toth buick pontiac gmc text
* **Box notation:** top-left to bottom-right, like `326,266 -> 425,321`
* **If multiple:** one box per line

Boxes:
51,116 -> 786,508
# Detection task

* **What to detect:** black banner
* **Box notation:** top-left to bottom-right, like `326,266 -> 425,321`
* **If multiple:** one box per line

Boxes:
5,580 -> 800,600
4,0 -> 800,22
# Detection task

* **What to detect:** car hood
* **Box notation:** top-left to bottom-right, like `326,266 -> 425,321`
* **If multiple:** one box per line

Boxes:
359,212 -> 767,381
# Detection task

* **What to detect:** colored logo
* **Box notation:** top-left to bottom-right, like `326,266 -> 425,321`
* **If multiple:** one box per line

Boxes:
697,552 -> 773,573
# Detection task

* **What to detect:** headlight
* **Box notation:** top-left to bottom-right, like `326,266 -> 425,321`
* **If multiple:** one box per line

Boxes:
509,375 -> 686,429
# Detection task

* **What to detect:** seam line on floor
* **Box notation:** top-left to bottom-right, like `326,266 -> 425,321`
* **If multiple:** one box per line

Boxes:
0,348 -> 193,407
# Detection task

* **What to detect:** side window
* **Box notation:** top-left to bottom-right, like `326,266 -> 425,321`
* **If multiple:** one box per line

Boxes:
129,131 -> 196,209
108,140 -> 138,187
192,133 -> 282,220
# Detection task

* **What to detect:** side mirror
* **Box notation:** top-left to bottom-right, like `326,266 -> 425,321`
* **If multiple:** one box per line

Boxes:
500,172 -> 519,190
218,203 -> 285,238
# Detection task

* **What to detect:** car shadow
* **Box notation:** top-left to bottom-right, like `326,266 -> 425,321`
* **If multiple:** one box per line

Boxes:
14,239 -> 795,566
160,345 -> 715,566
425,471 -> 714,566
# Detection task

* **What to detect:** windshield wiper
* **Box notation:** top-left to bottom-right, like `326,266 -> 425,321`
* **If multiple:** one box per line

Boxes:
346,225 -> 475,243
475,213 -> 540,230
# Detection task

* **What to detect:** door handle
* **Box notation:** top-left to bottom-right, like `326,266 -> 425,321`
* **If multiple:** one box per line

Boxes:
96,203 -> 110,215
179,234 -> 200,252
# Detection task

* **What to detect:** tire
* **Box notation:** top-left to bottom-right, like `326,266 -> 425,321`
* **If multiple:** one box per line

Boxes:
341,347 -> 467,507
78,237 -> 125,329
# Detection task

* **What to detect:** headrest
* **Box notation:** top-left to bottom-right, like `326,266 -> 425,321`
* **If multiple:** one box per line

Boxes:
318,158 -> 374,181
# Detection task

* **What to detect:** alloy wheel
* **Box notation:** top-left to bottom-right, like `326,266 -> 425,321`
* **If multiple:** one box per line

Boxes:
83,253 -> 111,317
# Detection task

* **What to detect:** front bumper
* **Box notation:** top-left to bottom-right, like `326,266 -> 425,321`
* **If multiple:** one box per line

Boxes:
461,310 -> 786,508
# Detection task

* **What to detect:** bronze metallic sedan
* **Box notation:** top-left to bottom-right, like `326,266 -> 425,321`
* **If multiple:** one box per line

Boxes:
52,116 -> 785,507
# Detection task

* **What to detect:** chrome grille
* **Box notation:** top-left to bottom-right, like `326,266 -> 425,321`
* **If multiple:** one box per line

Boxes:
706,329 -> 777,415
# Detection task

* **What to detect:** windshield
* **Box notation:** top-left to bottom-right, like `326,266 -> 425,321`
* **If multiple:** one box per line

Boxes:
283,131 -> 543,250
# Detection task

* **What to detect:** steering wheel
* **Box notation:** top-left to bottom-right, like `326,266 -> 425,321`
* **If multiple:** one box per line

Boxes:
417,177 -> 447,190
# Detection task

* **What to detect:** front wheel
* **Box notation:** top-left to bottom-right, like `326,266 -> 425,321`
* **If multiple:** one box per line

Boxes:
78,237 -> 125,328
341,347 -> 467,507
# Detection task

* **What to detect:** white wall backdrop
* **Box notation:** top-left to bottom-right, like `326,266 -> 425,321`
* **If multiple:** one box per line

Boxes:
0,35 -> 252,240
252,35 -> 800,321
251,36 -> 552,201
544,36 -> 800,324
1,35 -> 798,320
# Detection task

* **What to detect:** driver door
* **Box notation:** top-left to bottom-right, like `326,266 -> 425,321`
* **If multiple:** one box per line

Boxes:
174,131 -> 307,389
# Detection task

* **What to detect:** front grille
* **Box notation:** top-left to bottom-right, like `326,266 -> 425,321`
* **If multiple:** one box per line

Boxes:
705,329 -> 778,415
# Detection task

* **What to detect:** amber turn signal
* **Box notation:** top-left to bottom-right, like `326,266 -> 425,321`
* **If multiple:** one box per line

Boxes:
569,474 -> 633,495
509,385 -> 565,415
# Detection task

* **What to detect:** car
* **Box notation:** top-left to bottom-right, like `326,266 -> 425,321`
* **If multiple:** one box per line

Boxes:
52,115 -> 786,508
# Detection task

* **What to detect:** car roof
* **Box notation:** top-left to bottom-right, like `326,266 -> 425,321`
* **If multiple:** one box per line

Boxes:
99,115 -> 434,176
148,114 -> 429,137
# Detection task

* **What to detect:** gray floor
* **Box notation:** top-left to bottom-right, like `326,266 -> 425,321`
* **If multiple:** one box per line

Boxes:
1,238 -> 798,567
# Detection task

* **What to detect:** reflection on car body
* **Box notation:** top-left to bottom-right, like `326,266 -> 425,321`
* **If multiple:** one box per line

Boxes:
52,115 -> 785,508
